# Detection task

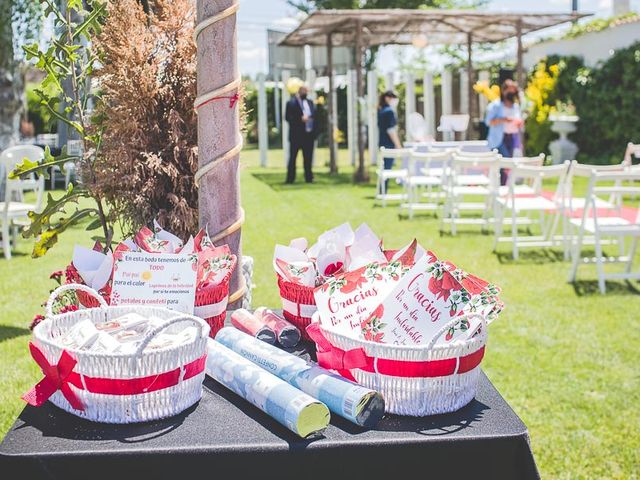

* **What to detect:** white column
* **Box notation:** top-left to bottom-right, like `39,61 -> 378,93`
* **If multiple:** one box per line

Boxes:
305,68 -> 317,167
441,69 -> 453,141
367,70 -> 378,166
459,69 -> 469,140
305,69 -> 316,99
478,70 -> 490,120
274,71 -> 281,130
331,69 -> 338,164
281,70 -> 290,167
257,73 -> 268,167
385,72 -> 394,92
404,71 -> 416,141
423,71 -> 436,140
347,69 -> 357,167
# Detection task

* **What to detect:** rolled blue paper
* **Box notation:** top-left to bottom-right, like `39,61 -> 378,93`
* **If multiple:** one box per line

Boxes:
205,339 -> 329,438
215,327 -> 385,427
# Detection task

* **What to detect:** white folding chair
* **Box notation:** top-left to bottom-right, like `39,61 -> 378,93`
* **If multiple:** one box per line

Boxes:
440,153 -> 499,235
377,147 -> 410,207
623,142 -> 640,166
401,150 -> 450,219
496,154 -> 546,197
560,161 -> 631,259
488,155 -> 548,235
493,162 -> 570,260
0,145 -> 45,259
568,168 -> 640,293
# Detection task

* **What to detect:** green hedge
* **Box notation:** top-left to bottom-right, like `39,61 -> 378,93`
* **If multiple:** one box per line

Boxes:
526,42 -> 640,164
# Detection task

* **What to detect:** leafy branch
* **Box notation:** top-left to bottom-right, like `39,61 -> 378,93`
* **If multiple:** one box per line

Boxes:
11,0 -> 112,257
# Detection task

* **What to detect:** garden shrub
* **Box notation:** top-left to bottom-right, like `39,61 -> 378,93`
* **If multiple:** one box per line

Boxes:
525,42 -> 640,163
93,0 -> 199,239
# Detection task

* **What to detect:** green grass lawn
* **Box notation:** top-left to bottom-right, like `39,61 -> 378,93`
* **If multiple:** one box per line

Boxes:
1,147 -> 639,478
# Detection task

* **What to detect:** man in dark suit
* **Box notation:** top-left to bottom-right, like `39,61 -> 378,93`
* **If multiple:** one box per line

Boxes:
285,86 -> 315,184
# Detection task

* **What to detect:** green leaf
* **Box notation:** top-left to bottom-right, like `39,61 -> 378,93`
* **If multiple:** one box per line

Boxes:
21,185 -> 88,239
85,218 -> 103,231
32,230 -> 59,258
72,2 -> 107,41
31,208 -> 95,257
9,146 -> 80,180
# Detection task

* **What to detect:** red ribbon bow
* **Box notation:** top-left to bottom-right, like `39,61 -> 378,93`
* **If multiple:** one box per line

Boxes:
306,323 -> 368,381
22,342 -> 84,411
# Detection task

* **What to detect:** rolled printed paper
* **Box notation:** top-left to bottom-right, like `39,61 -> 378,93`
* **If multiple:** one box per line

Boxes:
230,308 -> 276,344
206,339 -> 330,438
215,327 -> 385,428
254,307 -> 301,348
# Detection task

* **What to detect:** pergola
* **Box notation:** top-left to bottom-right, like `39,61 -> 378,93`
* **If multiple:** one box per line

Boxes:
280,9 -> 590,180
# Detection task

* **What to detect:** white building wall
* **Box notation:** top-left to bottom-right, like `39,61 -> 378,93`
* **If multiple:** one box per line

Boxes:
524,21 -> 640,68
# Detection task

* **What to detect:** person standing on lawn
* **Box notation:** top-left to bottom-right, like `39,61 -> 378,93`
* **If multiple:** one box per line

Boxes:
485,79 -> 524,185
378,90 -> 402,193
285,85 -> 316,184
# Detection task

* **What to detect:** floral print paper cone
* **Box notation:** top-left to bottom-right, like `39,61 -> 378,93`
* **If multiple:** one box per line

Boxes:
273,245 -> 316,287
350,255 -> 478,347
314,261 -> 408,337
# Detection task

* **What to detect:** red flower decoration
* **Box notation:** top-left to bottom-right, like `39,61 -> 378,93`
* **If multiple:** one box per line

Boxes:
30,314 -> 45,330
49,270 -> 64,281
339,268 -> 368,294
323,261 -> 344,277
59,305 -> 79,314
371,304 -> 384,320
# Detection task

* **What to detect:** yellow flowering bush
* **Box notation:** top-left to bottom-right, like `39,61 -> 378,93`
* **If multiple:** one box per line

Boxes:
473,80 -> 500,102
524,60 -> 561,155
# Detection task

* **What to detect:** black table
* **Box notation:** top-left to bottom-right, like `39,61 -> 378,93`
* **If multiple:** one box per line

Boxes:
0,330 -> 539,480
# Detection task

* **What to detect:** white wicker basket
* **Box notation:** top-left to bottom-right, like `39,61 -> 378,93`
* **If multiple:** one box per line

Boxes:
310,312 -> 488,416
29,284 -> 210,424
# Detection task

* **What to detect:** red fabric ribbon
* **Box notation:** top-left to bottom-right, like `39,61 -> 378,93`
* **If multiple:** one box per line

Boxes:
306,324 -> 485,380
22,342 -> 85,411
22,342 -> 207,409
306,323 -> 367,381
66,355 -> 206,396
195,92 -> 240,110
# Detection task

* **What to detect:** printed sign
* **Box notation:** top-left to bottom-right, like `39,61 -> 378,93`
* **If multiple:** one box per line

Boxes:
111,251 -> 198,313
364,255 -> 481,346
314,261 -> 407,340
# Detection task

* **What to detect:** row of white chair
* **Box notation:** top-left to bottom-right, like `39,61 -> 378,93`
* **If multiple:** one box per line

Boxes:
376,147 -> 640,293
0,145 -> 46,260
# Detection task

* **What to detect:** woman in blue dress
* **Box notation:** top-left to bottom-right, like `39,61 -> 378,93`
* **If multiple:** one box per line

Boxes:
377,90 -> 402,191
485,79 -> 524,185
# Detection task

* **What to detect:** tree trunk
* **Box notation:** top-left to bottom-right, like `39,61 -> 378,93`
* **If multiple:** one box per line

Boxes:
196,0 -> 243,308
0,0 -> 21,150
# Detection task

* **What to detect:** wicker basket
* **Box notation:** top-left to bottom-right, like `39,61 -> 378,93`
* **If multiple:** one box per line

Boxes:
277,275 -> 317,341
27,284 -> 210,424
309,312 -> 488,416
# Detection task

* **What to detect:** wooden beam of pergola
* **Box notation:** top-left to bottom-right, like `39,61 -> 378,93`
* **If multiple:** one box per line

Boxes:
280,9 -> 591,47
281,9 -> 591,182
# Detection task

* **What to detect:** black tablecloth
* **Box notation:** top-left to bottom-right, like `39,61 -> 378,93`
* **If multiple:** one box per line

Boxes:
0,319 -> 539,480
